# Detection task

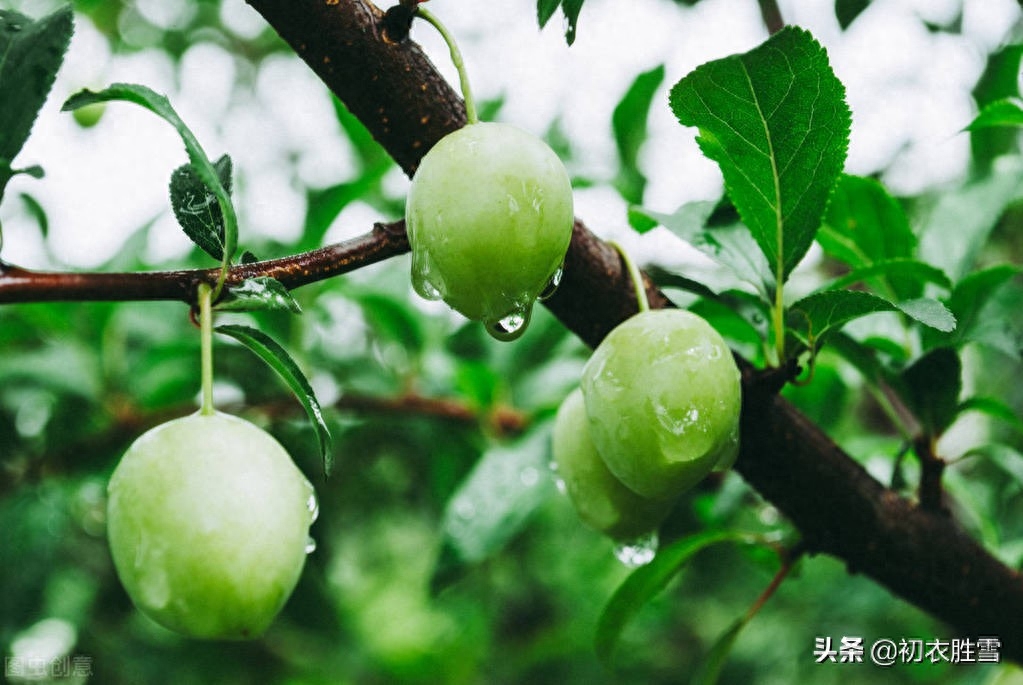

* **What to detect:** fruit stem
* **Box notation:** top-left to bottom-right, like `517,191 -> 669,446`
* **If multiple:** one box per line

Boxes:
198,282 -> 215,416
608,241 -> 649,314
416,7 -> 478,125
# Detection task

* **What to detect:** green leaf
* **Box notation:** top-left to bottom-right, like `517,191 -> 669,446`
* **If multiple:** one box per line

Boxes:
169,154 -> 233,260
432,424 -> 555,593
669,26 -> 851,283
62,83 -> 238,268
692,616 -> 751,685
788,290 -> 955,350
965,98 -> 1023,131
215,324 -> 332,473
354,292 -> 426,356
916,162 -> 1023,280
835,0 -> 872,29
821,175 -> 920,296
537,0 -> 585,45
824,259 -> 951,297
612,64 -> 665,204
965,443 -> 1023,486
898,347 -> 962,436
595,530 -> 750,667
971,45 -> 1023,167
958,396 -> 1023,435
636,203 -> 773,298
216,277 -> 302,314
0,5 -> 73,200
922,264 -> 1021,354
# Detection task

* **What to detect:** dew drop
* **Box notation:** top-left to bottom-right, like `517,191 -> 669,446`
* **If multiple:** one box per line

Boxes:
613,531 -> 659,568
305,537 -> 317,554
486,305 -> 533,342
306,492 -> 319,524
411,252 -> 444,301
537,265 -> 564,301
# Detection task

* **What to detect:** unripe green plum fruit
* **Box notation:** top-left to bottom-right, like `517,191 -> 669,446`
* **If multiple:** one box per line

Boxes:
406,122 -> 574,340
107,411 -> 316,640
553,388 -> 674,540
581,309 -> 741,500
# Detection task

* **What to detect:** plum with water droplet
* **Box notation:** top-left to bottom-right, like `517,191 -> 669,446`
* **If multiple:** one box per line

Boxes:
406,122 -> 574,340
553,388 -> 674,540
106,411 -> 316,639
580,309 -> 741,499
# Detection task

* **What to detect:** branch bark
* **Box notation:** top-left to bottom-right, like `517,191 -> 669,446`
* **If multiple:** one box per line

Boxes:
0,0 -> 1018,661
241,0 -> 1023,659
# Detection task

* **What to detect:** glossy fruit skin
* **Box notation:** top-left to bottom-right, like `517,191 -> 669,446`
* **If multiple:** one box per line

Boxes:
580,309 -> 741,500
553,388 -> 674,540
406,122 -> 574,332
107,412 -> 315,640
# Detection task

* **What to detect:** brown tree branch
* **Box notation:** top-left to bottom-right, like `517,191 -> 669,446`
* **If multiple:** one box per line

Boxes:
240,0 -> 1023,659
0,221 -> 409,304
0,0 -> 1018,661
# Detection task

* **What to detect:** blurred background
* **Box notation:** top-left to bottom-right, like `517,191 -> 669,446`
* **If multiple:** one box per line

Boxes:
2,0 -> 1023,683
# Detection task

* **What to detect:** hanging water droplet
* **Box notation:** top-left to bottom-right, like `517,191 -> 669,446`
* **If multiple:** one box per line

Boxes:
411,252 -> 444,301
306,492 -> 319,524
305,536 -> 317,554
538,265 -> 564,301
486,306 -> 533,342
613,531 -> 659,568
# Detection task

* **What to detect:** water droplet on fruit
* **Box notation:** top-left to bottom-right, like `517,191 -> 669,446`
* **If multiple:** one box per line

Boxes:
486,305 -> 533,341
538,265 -> 564,301
411,251 -> 444,301
307,492 -> 319,524
305,537 -> 317,554
613,531 -> 659,568
549,461 -> 567,494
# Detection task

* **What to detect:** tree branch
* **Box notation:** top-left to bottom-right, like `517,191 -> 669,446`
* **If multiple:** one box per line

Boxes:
0,0 -> 1018,661
0,221 -> 409,304
240,0 -> 1023,658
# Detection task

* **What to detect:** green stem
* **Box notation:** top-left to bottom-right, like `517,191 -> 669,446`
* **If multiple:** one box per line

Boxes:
772,282 -> 785,367
198,282 -> 215,416
416,7 -> 478,125
608,241 -> 649,313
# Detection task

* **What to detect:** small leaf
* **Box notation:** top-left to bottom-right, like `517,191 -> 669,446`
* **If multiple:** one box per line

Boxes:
215,324 -> 332,473
789,290 -> 954,350
898,347 -> 962,436
916,163 -> 1023,280
965,98 -> 1023,131
432,424 -> 555,593
636,203 -> 773,298
537,0 -> 585,44
612,65 -> 665,204
170,154 -> 233,260
216,277 -> 301,314
824,259 -> 951,296
62,83 -> 238,266
595,530 -> 750,667
669,26 -> 851,284
965,443 -> 1023,486
958,396 -> 1023,435
835,0 -> 872,29
18,192 -> 48,238
923,264 -> 1021,353
355,292 -> 426,355
0,5 -> 73,193
692,616 -> 750,685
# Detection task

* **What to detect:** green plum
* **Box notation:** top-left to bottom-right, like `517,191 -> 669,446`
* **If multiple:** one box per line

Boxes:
580,309 -> 741,500
107,411 -> 316,640
553,388 -> 674,540
406,122 -> 574,340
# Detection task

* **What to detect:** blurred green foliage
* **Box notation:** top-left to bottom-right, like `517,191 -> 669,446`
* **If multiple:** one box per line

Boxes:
2,2 -> 1023,684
